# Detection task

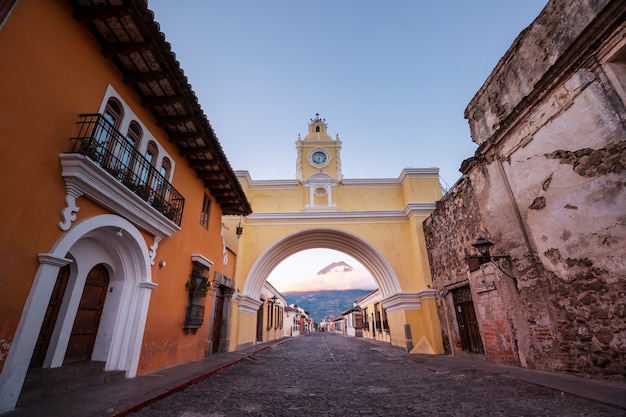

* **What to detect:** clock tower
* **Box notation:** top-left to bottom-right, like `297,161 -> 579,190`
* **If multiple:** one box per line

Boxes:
295,114 -> 343,209
295,113 -> 343,181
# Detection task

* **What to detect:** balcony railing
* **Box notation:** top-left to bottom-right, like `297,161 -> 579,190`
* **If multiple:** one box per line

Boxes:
70,114 -> 184,226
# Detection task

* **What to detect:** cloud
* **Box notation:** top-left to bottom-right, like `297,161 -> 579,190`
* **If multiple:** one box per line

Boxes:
266,249 -> 378,292
270,265 -> 377,292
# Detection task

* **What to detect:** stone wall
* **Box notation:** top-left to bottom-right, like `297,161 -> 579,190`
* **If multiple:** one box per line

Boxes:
423,177 -> 484,355
425,0 -> 626,382
424,177 -> 526,366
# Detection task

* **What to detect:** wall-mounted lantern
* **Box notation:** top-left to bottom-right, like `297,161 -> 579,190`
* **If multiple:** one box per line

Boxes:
236,218 -> 243,238
469,236 -> 517,282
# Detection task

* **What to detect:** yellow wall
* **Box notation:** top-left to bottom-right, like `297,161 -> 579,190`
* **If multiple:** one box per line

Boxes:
227,168 -> 442,351
0,0 -> 232,374
231,181 -> 439,295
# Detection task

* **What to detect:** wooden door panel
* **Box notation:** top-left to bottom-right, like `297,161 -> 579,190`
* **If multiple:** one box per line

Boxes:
30,265 -> 70,368
212,295 -> 224,352
64,264 -> 109,364
456,301 -> 484,354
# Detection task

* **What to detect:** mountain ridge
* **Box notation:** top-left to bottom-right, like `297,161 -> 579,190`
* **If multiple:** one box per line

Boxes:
283,289 -> 373,323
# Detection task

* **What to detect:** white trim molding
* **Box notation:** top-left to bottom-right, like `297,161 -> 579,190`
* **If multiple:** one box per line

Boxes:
234,294 -> 263,315
59,154 -> 180,240
191,254 -> 214,269
381,290 -> 437,313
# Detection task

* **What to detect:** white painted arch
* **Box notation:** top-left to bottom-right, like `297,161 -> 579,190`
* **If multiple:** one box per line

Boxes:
241,227 -> 402,301
0,214 -> 154,412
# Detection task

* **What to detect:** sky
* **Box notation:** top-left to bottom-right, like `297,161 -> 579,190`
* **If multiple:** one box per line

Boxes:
266,249 -> 377,292
147,1 -> 548,292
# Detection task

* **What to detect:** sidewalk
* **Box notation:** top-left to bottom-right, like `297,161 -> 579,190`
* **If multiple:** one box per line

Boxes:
3,337 -> 625,416
370,339 -> 626,412
2,343 -> 276,417
425,354 -> 626,410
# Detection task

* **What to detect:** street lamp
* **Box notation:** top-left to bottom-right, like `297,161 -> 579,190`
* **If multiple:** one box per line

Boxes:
470,236 -> 516,282
471,236 -> 494,259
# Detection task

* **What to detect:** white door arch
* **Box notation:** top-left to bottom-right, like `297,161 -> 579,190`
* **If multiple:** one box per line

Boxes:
0,214 -> 155,410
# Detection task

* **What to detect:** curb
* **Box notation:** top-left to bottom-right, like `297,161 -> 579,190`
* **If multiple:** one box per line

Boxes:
111,345 -> 274,416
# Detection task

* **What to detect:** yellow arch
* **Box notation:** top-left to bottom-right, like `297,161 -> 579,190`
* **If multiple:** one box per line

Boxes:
241,227 -> 402,300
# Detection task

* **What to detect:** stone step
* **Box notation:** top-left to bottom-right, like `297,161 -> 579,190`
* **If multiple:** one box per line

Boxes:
18,362 -> 126,405
22,361 -> 106,387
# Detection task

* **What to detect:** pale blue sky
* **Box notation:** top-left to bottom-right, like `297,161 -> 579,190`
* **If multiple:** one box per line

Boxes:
147,1 -> 548,291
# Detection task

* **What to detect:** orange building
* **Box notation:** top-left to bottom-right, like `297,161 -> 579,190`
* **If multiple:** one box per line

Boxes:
0,0 -> 251,412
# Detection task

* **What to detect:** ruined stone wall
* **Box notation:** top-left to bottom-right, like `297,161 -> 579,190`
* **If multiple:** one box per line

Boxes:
425,178 -> 526,366
423,177 -> 484,355
427,0 -> 626,381
465,0 -> 611,145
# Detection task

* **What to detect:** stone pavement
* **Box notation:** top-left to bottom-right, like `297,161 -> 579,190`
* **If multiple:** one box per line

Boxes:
3,333 -> 625,416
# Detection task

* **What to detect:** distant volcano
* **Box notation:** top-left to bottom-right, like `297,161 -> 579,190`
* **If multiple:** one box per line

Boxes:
317,261 -> 353,275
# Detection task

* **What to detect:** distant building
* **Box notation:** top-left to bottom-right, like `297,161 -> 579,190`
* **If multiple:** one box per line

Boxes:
356,290 -> 392,345
284,304 -> 313,337
331,306 -> 364,337
257,282 -> 286,343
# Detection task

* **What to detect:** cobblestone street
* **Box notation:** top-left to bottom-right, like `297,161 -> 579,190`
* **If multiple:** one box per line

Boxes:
129,333 -> 623,417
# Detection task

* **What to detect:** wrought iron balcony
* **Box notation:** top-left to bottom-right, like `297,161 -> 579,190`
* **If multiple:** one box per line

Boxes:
70,114 -> 184,226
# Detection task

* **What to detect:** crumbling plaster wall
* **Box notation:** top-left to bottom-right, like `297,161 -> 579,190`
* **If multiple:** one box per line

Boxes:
427,0 -> 626,381
470,67 -> 626,379
465,0 -> 611,145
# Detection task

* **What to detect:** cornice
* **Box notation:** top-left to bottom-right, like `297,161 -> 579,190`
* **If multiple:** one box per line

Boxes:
234,294 -> 263,315
245,203 -> 435,222
398,168 -> 440,182
355,289 -> 381,307
191,254 -> 214,269
234,170 -> 300,189
236,169 -> 441,190
38,254 -> 73,267
381,290 -> 436,313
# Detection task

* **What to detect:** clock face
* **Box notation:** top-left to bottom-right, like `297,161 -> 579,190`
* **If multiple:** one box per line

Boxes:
311,151 -> 327,166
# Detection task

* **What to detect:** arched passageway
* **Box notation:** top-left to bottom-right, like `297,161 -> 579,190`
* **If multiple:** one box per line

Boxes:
232,226 -> 442,354
241,228 -> 401,300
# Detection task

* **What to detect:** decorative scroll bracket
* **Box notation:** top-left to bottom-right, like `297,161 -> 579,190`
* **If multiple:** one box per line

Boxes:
58,187 -> 83,231
149,235 -> 162,266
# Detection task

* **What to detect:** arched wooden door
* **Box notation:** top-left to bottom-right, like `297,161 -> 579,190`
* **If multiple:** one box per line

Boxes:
64,264 -> 109,364
30,265 -> 70,368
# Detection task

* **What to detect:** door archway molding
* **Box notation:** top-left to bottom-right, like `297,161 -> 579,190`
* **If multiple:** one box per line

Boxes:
0,214 -> 153,410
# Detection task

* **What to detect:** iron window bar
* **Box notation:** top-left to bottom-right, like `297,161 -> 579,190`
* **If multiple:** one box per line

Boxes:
184,303 -> 205,327
70,114 -> 185,226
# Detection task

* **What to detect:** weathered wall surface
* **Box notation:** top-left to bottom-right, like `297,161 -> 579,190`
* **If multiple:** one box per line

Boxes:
426,0 -> 626,382
465,0 -> 612,145
424,178 -> 524,365
423,177 -> 484,355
